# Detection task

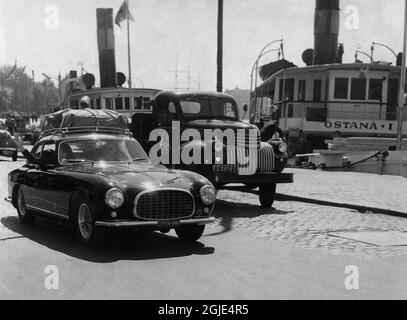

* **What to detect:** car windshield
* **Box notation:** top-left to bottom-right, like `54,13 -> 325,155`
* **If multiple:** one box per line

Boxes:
58,139 -> 148,164
176,96 -> 239,121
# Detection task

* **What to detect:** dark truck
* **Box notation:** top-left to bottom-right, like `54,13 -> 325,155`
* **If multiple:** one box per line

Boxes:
131,91 -> 293,208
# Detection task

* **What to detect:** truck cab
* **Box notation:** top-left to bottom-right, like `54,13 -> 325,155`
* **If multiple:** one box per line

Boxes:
131,90 -> 293,208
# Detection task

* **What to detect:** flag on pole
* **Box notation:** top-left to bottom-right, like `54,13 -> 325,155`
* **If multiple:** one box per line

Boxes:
115,0 -> 135,28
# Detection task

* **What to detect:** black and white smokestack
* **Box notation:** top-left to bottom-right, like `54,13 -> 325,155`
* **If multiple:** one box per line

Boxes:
97,8 -> 117,88
313,0 -> 340,65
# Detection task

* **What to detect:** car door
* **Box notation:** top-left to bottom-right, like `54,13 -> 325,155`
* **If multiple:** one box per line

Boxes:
33,142 -> 60,214
22,143 -> 44,209
30,142 -> 71,220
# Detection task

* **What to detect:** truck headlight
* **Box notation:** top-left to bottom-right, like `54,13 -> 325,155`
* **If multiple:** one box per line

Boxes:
278,142 -> 288,153
200,185 -> 216,205
105,188 -> 124,209
214,141 -> 223,153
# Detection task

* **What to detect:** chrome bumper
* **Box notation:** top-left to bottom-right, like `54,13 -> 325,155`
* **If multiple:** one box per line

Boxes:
95,216 -> 216,228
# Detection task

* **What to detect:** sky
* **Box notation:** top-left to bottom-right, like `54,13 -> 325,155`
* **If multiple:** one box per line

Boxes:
0,0 -> 405,91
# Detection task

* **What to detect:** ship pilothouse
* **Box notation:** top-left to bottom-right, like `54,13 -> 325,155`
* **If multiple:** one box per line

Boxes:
251,0 -> 407,152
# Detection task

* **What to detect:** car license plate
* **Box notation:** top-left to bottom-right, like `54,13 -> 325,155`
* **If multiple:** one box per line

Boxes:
158,220 -> 181,228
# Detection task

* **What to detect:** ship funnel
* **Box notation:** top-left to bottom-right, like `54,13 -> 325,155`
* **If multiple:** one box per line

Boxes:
313,0 -> 340,65
97,8 -> 117,88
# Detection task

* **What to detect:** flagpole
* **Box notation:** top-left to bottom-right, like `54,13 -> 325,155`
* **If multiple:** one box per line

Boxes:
397,0 -> 407,150
126,0 -> 133,119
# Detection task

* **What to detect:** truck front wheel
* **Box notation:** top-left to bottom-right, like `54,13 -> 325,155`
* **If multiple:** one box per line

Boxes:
259,183 -> 276,208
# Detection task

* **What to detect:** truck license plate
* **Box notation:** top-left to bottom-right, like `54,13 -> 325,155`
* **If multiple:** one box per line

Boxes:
158,220 -> 181,228
213,164 -> 234,172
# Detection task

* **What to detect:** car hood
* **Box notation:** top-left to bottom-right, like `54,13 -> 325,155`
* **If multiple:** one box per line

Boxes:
185,119 -> 258,131
59,162 -> 200,193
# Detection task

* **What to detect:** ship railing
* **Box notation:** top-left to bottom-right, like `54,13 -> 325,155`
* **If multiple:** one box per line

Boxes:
257,100 -> 407,123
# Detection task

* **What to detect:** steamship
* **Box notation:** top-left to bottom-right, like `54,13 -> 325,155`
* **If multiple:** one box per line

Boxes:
61,8 -> 160,118
251,0 -> 407,152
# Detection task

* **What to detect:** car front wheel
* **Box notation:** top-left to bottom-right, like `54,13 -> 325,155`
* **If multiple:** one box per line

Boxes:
259,183 -> 277,208
175,225 -> 205,242
74,200 -> 106,248
16,187 -> 35,225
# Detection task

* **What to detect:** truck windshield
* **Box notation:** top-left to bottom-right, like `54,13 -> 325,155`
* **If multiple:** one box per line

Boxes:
58,139 -> 148,164
178,96 -> 238,121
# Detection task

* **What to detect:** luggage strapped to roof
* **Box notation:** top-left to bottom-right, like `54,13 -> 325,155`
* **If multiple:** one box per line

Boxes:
40,109 -> 130,139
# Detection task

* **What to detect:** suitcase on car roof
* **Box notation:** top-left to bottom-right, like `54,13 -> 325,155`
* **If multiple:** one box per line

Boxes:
41,108 -> 128,135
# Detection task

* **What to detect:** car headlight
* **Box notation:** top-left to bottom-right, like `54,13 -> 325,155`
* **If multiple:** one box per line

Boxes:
278,142 -> 288,153
200,185 -> 216,205
105,188 -> 124,209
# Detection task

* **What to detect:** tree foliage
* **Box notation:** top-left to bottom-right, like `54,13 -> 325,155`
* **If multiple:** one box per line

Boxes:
0,64 -> 60,115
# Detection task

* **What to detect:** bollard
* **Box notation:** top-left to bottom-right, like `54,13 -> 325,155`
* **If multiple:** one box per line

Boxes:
342,156 -> 351,171
377,154 -> 384,175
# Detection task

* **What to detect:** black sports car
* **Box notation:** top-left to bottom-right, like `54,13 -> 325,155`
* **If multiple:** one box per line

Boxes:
7,129 -> 216,248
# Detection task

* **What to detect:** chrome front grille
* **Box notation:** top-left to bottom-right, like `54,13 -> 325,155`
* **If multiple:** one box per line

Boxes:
134,189 -> 195,220
257,142 -> 275,173
236,130 -> 261,150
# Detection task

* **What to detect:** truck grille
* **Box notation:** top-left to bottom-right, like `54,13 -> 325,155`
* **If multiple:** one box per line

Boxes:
134,189 -> 195,220
236,131 -> 261,150
257,143 -> 275,173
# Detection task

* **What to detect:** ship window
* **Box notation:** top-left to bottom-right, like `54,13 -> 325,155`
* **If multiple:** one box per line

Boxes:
115,97 -> 124,110
96,98 -> 101,109
279,78 -> 294,102
105,98 -> 113,110
135,97 -> 142,110
313,79 -> 322,102
124,97 -> 130,110
298,80 -> 306,101
350,78 -> 366,100
143,97 -> 151,110
334,78 -> 348,99
287,104 -> 294,118
368,79 -> 383,101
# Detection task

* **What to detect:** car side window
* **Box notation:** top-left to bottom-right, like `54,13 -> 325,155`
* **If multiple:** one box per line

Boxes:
28,143 -> 43,164
40,143 -> 57,165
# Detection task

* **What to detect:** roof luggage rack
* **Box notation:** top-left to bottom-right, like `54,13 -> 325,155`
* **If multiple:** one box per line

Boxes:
39,126 -> 131,139
38,109 -> 131,140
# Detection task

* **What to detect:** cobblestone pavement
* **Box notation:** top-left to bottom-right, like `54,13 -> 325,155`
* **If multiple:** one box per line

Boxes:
279,169 -> 407,214
2,159 -> 407,260
214,189 -> 407,259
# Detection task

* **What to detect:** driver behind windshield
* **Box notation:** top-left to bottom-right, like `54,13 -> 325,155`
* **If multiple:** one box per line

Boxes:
61,140 -> 133,163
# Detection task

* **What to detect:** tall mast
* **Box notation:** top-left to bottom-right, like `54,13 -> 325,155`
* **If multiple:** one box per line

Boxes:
126,0 -> 134,118
397,1 -> 407,150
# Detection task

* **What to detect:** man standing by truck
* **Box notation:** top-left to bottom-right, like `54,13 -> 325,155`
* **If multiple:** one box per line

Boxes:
5,114 -> 16,136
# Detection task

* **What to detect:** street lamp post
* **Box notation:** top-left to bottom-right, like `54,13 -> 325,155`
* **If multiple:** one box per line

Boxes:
397,2 -> 407,151
354,50 -> 373,63
249,39 -> 283,123
371,42 -> 398,62
217,0 -> 223,93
